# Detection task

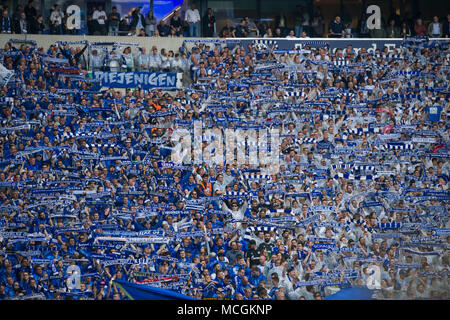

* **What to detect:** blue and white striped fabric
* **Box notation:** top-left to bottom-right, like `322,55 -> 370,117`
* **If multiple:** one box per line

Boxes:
331,164 -> 351,170
240,174 -> 271,181
374,54 -> 405,60
244,226 -> 278,240
86,144 -> 117,149
333,58 -> 349,66
376,222 -> 402,230
62,132 -> 102,140
284,91 -> 307,98
380,142 -> 414,151
393,70 -> 421,77
333,172 -> 377,181
246,226 -> 278,233
338,91 -> 356,100
252,39 -> 278,50
342,127 -> 382,140
394,106 -> 403,115
61,132 -> 77,139
185,203 -> 205,212
350,127 -> 380,135
390,93 -> 422,101
224,191 -> 248,197
353,165 -> 376,172
269,208 -> 292,215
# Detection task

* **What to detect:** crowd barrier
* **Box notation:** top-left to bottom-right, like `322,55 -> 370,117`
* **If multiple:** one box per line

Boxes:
0,34 -> 447,54
0,34 -> 186,52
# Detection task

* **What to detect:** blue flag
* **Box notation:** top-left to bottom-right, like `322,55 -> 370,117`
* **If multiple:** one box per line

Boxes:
113,280 -> 199,300
324,286 -> 376,300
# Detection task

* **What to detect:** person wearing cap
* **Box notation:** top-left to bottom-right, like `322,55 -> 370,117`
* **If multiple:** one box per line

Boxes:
197,174 -> 212,197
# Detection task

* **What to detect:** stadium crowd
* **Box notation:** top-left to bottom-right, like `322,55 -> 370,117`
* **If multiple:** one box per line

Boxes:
0,34 -> 448,300
0,1 -> 449,38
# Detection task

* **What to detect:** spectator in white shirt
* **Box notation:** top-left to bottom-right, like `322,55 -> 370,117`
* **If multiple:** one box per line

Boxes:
263,28 -> 273,38
213,174 -> 227,195
122,47 -> 135,72
160,48 -> 171,71
108,49 -> 121,72
50,4 -> 64,34
136,47 -> 150,72
184,3 -> 201,37
286,29 -> 296,38
89,49 -> 105,71
93,5 -> 107,35
171,53 -> 183,72
149,46 -> 162,71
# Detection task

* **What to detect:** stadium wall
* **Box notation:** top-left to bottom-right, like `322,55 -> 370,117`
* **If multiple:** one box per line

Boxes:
0,34 -> 186,52
0,35 -> 446,53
